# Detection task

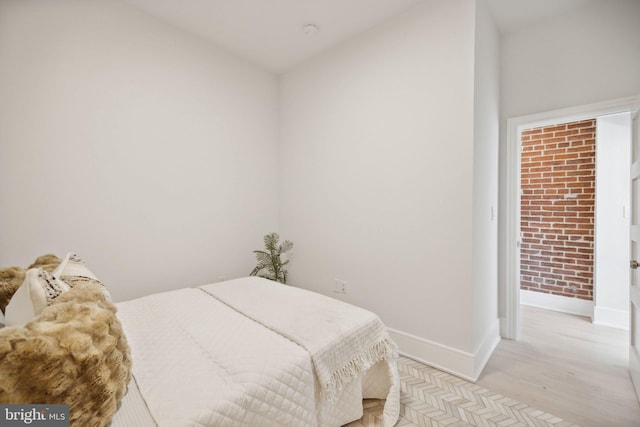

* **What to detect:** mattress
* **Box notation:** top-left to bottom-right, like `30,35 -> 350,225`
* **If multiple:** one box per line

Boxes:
114,278 -> 399,427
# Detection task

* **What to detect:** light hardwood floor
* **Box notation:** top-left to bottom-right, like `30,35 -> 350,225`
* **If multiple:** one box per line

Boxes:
477,305 -> 640,427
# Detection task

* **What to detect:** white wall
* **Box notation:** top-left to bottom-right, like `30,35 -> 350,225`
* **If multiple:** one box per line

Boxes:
0,0 -> 501,379
595,112 -> 632,330
280,0 -> 488,378
501,0 -> 640,118
498,0 -> 640,324
471,0 -> 500,372
0,0 -> 279,302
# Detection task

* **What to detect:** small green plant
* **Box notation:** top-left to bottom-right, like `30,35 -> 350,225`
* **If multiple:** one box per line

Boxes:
250,232 -> 293,284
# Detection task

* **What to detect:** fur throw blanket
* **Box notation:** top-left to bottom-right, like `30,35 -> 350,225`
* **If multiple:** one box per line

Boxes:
0,260 -> 131,427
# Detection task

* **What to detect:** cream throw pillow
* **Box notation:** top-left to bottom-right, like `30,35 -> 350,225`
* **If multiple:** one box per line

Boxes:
53,252 -> 99,280
4,268 -> 70,327
54,252 -> 111,301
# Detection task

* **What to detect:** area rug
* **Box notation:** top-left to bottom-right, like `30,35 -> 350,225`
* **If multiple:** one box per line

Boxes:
346,356 -> 579,427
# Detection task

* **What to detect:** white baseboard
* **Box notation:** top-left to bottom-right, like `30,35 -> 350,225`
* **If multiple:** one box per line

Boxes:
520,289 -> 593,318
387,319 -> 500,382
593,306 -> 629,330
473,320 -> 501,380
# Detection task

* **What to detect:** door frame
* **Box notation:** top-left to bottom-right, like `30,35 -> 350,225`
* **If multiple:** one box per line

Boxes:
629,105 -> 640,401
503,95 -> 640,340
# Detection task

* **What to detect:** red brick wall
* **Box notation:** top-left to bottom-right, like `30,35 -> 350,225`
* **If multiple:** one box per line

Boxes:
520,119 -> 596,301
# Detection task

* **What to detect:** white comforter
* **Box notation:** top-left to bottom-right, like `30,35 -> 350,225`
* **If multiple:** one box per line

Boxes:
116,277 -> 399,427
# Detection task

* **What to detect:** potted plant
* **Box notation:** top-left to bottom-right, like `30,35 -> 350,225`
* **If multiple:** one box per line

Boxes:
250,233 -> 293,284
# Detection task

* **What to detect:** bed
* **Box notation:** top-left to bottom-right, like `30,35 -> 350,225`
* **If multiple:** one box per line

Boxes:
0,254 -> 400,427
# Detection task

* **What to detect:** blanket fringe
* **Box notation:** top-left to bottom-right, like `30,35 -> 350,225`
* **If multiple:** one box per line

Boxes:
322,338 -> 398,402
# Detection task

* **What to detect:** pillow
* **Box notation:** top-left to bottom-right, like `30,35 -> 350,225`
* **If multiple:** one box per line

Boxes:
5,252 -> 109,326
53,252 -> 98,281
0,281 -> 132,426
0,255 -> 61,313
54,252 -> 111,301
4,268 -> 70,327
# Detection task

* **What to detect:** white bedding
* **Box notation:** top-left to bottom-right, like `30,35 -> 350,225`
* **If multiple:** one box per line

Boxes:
201,278 -> 397,406
111,376 -> 156,427
115,277 -> 399,427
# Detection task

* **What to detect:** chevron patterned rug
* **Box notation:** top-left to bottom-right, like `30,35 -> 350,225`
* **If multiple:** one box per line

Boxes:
346,356 -> 579,427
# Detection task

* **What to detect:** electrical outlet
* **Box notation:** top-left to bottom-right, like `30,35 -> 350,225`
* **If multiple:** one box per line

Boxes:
333,279 -> 347,294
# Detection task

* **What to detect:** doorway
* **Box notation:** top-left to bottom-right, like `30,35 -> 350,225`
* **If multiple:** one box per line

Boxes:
503,96 -> 640,340
519,119 -> 597,315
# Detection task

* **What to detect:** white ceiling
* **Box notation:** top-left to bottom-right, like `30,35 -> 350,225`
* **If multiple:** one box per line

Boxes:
487,0 -> 600,35
123,0 -> 422,72
122,0 -> 601,73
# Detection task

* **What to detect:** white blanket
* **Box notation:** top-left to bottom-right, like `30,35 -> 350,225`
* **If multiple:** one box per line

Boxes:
116,278 -> 400,427
200,277 -> 397,402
